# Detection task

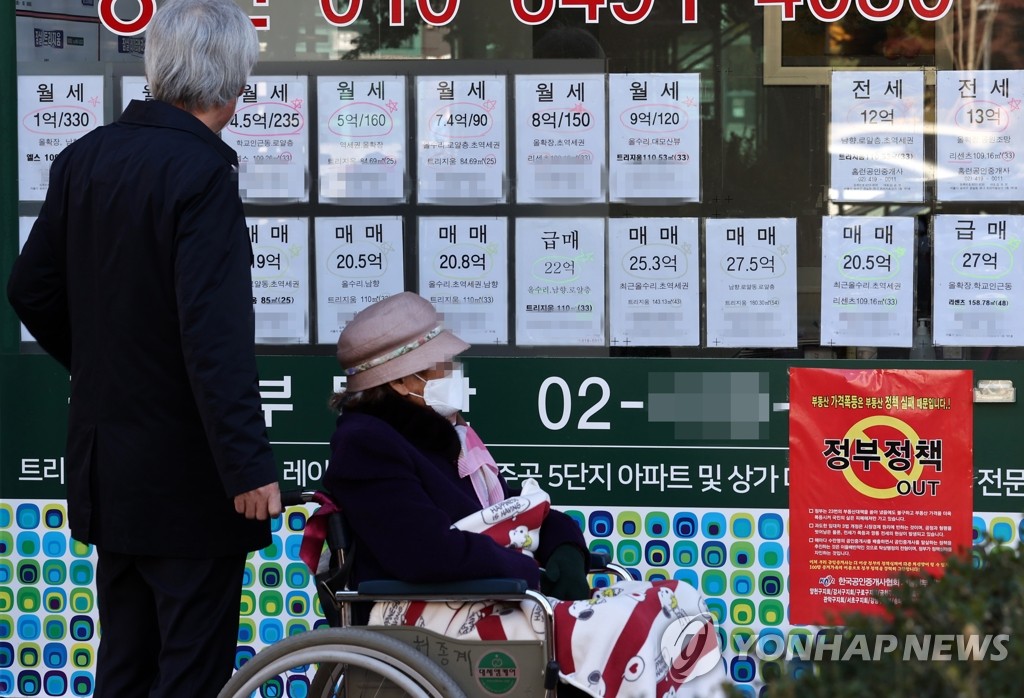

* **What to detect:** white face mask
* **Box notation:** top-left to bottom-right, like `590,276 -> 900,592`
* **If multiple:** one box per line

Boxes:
414,369 -> 467,418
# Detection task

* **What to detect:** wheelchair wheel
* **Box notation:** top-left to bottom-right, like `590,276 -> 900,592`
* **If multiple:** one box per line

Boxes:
218,626 -> 467,698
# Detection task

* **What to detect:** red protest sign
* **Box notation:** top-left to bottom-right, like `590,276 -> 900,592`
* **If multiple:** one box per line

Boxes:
789,368 -> 973,626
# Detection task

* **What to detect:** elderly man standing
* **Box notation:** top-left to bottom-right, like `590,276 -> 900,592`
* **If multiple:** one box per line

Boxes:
7,0 -> 281,695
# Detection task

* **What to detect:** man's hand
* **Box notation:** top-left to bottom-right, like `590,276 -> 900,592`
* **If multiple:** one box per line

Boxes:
234,482 -> 282,520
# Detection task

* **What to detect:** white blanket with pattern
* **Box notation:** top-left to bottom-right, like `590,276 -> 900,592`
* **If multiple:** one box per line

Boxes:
368,480 -> 727,697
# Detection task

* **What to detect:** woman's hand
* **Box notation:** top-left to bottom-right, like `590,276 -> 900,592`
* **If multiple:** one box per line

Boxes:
541,544 -> 590,600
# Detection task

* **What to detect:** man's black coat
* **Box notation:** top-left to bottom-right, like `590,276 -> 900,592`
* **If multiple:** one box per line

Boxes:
8,100 -> 277,556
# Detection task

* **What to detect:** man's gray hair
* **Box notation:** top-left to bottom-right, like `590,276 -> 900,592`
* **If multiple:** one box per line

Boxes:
145,0 -> 258,112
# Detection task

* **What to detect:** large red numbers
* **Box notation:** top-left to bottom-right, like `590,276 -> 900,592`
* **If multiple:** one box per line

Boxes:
560,0 -> 607,23
754,0 -> 803,21
101,0 -> 954,34
321,0 -> 362,26
858,0 -> 903,21
510,0 -> 557,25
908,0 -> 952,20
390,0 -> 459,27
807,0 -> 850,22
97,0 -> 156,36
417,0 -> 460,26
766,0 -> 951,22
510,0 -> 661,24
681,0 -> 697,23
390,0 -> 405,26
610,0 -> 653,24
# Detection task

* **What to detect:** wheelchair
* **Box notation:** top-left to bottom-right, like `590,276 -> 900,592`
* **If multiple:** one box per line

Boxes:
218,490 -> 636,698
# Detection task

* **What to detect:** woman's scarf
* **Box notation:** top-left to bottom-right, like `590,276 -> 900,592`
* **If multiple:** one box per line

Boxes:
455,423 -> 505,508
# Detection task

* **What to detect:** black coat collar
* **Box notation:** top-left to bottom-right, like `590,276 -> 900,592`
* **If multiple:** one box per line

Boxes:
346,390 -> 461,465
119,99 -> 238,166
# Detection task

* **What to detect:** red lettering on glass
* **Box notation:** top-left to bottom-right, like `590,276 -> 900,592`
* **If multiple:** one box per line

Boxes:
320,0 -> 362,26
98,0 -> 156,35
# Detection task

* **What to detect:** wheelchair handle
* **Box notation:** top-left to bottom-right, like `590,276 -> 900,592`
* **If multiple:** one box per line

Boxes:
280,489 -> 317,507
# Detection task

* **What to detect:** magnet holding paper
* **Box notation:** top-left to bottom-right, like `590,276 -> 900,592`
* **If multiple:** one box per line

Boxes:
973,380 -> 1015,403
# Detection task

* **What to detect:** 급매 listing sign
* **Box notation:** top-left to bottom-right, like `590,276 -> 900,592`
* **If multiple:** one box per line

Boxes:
789,368 -> 973,626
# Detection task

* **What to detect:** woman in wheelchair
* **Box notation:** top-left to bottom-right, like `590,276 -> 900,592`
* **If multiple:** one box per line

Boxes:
319,293 -> 727,698
327,292 -> 591,603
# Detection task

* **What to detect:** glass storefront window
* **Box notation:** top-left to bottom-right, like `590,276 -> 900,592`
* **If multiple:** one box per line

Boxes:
11,1 -> 1024,359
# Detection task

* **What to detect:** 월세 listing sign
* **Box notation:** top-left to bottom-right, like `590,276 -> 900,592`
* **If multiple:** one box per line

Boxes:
788,368 -> 973,625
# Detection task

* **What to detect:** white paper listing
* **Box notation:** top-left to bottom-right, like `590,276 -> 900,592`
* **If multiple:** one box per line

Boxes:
608,218 -> 700,347
121,76 -> 151,109
18,75 -> 105,201
514,74 -> 606,203
318,76 -> 407,202
416,76 -> 507,204
314,217 -> 405,345
829,71 -> 925,203
936,70 -> 1024,202
227,77 -> 310,202
820,216 -> 916,348
418,217 -> 508,345
608,73 -> 701,202
933,215 -> 1024,346
125,76 -> 311,203
248,217 -> 309,344
705,218 -> 797,348
515,218 -> 605,346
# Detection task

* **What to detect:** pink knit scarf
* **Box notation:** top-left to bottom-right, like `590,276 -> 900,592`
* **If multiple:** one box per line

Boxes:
455,424 -> 505,508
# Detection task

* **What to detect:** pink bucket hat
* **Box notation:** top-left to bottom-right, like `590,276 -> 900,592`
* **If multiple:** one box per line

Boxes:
336,292 -> 470,392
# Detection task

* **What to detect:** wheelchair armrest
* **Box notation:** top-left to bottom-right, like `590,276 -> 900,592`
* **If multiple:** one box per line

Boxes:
588,551 -> 637,582
357,578 -> 529,596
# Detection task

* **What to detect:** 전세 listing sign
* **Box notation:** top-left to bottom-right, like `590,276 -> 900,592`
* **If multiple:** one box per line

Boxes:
788,368 -> 973,626
829,71 -> 925,203
936,70 -> 1024,202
